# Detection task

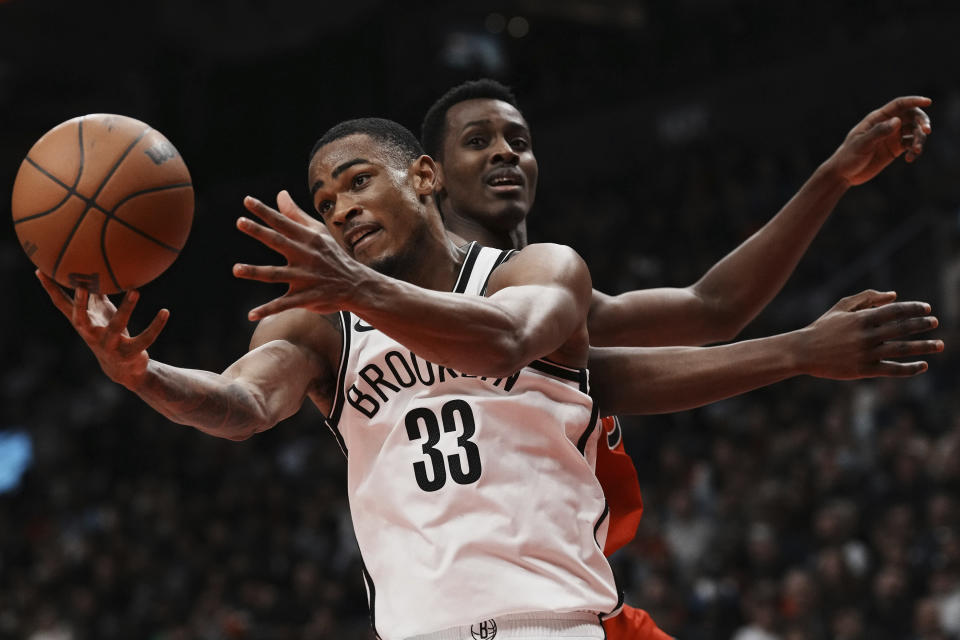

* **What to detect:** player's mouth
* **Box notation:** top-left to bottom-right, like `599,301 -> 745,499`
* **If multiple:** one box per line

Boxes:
484,168 -> 525,194
344,223 -> 382,254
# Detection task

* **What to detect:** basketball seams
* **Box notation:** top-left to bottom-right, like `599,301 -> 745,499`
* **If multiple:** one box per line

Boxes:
107,183 -> 193,253
14,121 -> 86,224
51,121 -> 150,283
99,213 -> 121,292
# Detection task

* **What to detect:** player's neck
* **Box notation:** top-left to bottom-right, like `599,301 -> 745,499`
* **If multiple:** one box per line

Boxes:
391,218 -> 466,293
442,210 -> 528,251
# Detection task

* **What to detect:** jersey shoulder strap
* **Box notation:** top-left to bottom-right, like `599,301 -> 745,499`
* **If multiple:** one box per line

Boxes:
458,243 -> 517,297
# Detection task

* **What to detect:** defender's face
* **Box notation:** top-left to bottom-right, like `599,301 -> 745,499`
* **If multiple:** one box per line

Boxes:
438,99 -> 538,230
308,134 -> 426,273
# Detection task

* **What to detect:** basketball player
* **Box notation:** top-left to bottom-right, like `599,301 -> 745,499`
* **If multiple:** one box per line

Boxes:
417,79 -> 933,639
37,119 -> 940,639
37,117 -> 639,639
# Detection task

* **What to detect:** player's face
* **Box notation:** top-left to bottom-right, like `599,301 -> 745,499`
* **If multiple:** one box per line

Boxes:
437,99 -> 538,230
308,134 -> 431,276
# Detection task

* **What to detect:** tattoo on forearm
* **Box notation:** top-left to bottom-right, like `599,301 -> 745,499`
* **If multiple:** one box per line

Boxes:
140,367 -> 263,436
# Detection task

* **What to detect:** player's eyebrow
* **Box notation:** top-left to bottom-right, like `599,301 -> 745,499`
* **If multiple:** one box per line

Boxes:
309,158 -> 370,196
333,157 -> 369,179
459,119 -> 491,132
459,119 -> 529,134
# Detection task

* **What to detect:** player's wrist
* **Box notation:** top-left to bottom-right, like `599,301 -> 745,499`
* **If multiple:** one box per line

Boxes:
780,328 -> 813,377
111,359 -> 150,393
815,155 -> 856,189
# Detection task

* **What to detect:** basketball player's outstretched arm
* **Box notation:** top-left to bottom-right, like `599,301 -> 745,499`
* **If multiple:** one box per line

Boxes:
235,193 -> 592,377
36,271 -> 337,440
588,96 -> 932,348
590,289 -> 943,416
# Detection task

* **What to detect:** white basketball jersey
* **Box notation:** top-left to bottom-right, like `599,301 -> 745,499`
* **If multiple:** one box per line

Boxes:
325,242 -> 621,640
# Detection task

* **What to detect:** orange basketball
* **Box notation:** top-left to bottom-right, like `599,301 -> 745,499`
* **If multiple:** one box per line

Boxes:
11,114 -> 194,294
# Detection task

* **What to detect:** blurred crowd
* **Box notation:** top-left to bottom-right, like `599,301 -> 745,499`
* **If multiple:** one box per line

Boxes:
3,77 -> 960,640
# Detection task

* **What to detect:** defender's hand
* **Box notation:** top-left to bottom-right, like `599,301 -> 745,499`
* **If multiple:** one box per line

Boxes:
234,190 -> 365,320
825,96 -> 932,186
798,289 -> 942,379
36,270 -> 169,389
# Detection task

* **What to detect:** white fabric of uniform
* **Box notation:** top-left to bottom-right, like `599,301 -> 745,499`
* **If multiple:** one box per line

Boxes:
325,242 -> 619,639
407,611 -> 604,640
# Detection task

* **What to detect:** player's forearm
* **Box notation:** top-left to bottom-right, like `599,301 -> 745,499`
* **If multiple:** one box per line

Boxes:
348,276 -> 544,377
689,162 -> 850,341
589,332 -> 805,416
129,361 -> 272,440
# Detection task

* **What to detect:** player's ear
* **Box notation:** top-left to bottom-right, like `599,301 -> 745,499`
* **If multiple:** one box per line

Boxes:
410,155 -> 439,200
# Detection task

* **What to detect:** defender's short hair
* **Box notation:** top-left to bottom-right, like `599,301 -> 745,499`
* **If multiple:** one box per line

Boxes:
309,117 -> 424,172
420,79 -> 520,159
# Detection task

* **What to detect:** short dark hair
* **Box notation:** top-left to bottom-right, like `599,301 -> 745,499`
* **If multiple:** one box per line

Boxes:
420,79 -> 520,159
308,117 -> 424,173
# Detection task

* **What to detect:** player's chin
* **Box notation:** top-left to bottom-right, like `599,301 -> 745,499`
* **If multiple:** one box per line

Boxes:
485,200 -> 530,225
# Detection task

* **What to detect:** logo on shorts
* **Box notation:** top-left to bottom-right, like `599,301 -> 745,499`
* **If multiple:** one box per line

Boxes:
470,619 -> 497,639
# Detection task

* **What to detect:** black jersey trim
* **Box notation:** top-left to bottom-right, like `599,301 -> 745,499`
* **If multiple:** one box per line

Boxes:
592,500 -> 625,619
577,399 -> 601,456
528,359 -> 588,390
479,248 -> 516,296
360,557 -> 380,638
324,310 -> 351,457
452,241 -> 481,293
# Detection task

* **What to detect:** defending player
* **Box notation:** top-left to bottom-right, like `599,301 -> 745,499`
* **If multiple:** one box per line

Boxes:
418,79 -> 934,638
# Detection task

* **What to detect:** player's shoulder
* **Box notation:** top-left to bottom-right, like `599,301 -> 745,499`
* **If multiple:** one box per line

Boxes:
249,308 -> 342,354
493,242 -> 591,291
513,242 -> 584,263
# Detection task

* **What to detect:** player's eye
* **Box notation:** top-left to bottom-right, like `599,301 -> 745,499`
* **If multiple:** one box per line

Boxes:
465,136 -> 487,148
510,137 -> 530,151
352,174 -> 370,189
316,200 -> 333,216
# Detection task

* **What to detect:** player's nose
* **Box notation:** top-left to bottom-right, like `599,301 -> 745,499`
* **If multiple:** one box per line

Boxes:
329,200 -> 362,226
489,137 -> 519,166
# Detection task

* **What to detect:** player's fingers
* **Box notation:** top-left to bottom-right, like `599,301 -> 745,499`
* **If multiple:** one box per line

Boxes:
237,216 -> 299,255
276,190 -> 317,227
105,290 -> 140,346
246,289 -> 322,321
864,301 -> 932,327
36,270 -> 75,318
73,287 -> 93,332
878,96 -> 933,119
835,289 -> 896,312
243,196 -> 306,237
875,316 -> 939,342
129,308 -> 170,353
873,339 -> 944,359
866,360 -> 929,377
900,107 -> 929,161
232,263 -> 292,283
246,297 -> 295,322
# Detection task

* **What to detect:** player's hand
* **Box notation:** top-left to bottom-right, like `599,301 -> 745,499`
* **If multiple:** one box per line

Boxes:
36,270 -> 169,389
233,190 -> 363,320
824,96 -> 932,186
797,289 -> 943,379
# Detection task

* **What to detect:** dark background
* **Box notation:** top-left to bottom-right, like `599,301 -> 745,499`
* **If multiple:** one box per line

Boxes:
2,1 -> 960,638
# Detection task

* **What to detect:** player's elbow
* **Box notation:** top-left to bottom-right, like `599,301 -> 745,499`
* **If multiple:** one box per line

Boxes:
689,287 -> 749,344
219,381 -> 279,441
480,329 -> 530,378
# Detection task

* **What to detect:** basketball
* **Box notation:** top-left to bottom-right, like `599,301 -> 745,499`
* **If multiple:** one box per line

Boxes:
11,114 -> 194,294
